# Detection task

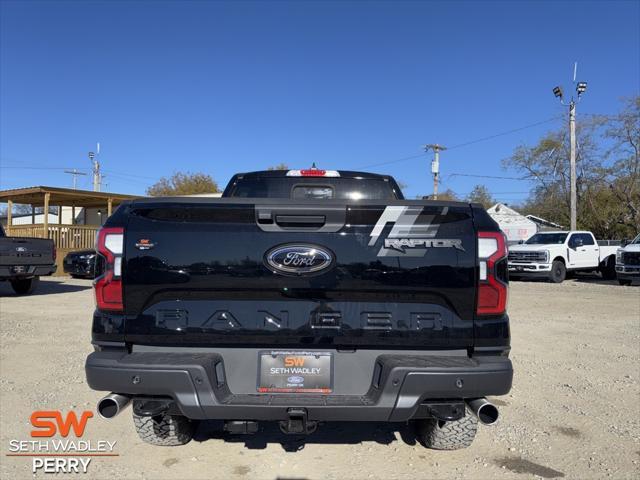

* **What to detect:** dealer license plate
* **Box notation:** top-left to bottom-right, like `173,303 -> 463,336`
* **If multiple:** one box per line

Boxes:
258,351 -> 333,393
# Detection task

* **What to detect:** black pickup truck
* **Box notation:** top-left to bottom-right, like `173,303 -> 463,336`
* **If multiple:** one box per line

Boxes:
0,224 -> 56,294
86,168 -> 512,450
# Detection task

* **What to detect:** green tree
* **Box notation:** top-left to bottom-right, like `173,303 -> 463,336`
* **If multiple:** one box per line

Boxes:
266,163 -> 289,171
146,172 -> 220,196
465,184 -> 495,209
504,96 -> 639,239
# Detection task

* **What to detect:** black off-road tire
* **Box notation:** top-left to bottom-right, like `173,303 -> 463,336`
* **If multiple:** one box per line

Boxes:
618,278 -> 632,286
132,411 -> 195,446
10,276 -> 39,295
548,261 -> 566,283
415,407 -> 478,450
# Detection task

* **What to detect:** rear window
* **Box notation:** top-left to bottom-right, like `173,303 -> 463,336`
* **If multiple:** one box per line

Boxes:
225,177 -> 401,200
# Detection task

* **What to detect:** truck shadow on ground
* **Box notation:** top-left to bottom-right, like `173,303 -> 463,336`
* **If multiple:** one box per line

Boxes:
193,420 -> 418,452
510,273 -> 623,286
0,280 -> 92,296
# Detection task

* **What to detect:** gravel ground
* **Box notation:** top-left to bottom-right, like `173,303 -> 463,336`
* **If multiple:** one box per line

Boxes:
0,276 -> 639,479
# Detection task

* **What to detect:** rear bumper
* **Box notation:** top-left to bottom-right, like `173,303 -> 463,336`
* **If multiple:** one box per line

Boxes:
85,350 -> 512,422
0,264 -> 56,279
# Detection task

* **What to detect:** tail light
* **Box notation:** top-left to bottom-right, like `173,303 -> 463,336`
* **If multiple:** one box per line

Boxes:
286,169 -> 340,177
94,227 -> 124,312
477,231 -> 508,316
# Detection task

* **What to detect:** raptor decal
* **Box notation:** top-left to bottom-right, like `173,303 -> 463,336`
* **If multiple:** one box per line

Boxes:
369,205 -> 464,256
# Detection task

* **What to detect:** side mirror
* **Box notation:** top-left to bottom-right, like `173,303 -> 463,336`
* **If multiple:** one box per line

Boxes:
518,240 -> 524,245
622,238 -> 629,247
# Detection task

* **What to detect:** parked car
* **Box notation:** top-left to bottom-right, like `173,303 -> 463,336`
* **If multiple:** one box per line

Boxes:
85,168 -> 512,450
508,231 -> 618,283
63,249 -> 97,278
0,224 -> 56,294
616,233 -> 640,286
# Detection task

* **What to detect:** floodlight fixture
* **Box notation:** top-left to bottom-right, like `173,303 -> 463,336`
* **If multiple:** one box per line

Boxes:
576,82 -> 587,95
553,86 -> 563,99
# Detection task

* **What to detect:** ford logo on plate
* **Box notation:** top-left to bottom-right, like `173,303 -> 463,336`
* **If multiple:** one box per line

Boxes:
265,243 -> 334,276
287,376 -> 305,384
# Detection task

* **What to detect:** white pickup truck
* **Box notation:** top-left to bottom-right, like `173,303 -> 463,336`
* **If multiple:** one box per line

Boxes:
616,233 -> 640,285
508,231 -> 618,283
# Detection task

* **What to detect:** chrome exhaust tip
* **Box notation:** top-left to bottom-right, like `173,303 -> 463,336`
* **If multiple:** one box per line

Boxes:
97,393 -> 131,419
466,398 -> 499,425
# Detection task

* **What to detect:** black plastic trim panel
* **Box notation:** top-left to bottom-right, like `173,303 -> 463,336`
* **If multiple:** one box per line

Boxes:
86,351 -> 512,422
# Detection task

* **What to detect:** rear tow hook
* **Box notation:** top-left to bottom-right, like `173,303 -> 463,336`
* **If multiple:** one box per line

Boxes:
279,408 -> 317,435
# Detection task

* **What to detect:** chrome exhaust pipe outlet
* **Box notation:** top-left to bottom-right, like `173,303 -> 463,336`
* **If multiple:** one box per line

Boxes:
97,393 -> 131,419
466,398 -> 499,425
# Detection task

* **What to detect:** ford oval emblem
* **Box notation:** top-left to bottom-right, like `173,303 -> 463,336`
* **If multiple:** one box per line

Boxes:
287,376 -> 305,384
265,243 -> 334,276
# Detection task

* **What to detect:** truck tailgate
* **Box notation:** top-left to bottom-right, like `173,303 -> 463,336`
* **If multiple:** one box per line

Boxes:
0,237 -> 55,268
122,199 -> 477,348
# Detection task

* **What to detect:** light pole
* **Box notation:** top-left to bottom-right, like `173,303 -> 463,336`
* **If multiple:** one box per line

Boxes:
553,79 -> 587,230
424,144 -> 447,200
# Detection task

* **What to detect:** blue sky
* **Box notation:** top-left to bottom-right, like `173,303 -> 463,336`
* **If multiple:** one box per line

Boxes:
1,0 -> 638,203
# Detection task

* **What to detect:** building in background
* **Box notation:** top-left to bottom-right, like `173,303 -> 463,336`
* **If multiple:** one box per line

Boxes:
487,203 -> 538,245
0,186 -> 139,274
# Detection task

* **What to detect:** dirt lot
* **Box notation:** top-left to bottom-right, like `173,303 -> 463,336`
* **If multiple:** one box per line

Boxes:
0,277 -> 639,480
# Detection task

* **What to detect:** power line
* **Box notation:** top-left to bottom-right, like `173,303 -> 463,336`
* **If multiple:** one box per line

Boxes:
455,191 -> 531,195
447,173 -> 530,181
357,116 -> 561,169
446,116 -> 561,151
0,164 -> 156,181
0,165 -> 87,171
357,153 -> 425,169
102,169 -> 157,180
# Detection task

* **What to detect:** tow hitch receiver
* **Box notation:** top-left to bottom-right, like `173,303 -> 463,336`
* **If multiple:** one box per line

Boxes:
279,408 -> 317,435
421,401 -> 466,421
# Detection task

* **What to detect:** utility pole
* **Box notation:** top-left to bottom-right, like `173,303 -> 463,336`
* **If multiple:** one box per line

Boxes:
569,99 -> 577,231
89,150 -> 100,192
424,144 -> 447,200
64,169 -> 87,189
553,63 -> 587,230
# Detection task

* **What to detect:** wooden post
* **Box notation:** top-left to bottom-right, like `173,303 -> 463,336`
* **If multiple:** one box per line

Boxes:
7,199 -> 12,227
107,198 -> 113,217
71,205 -> 76,249
43,192 -> 50,238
